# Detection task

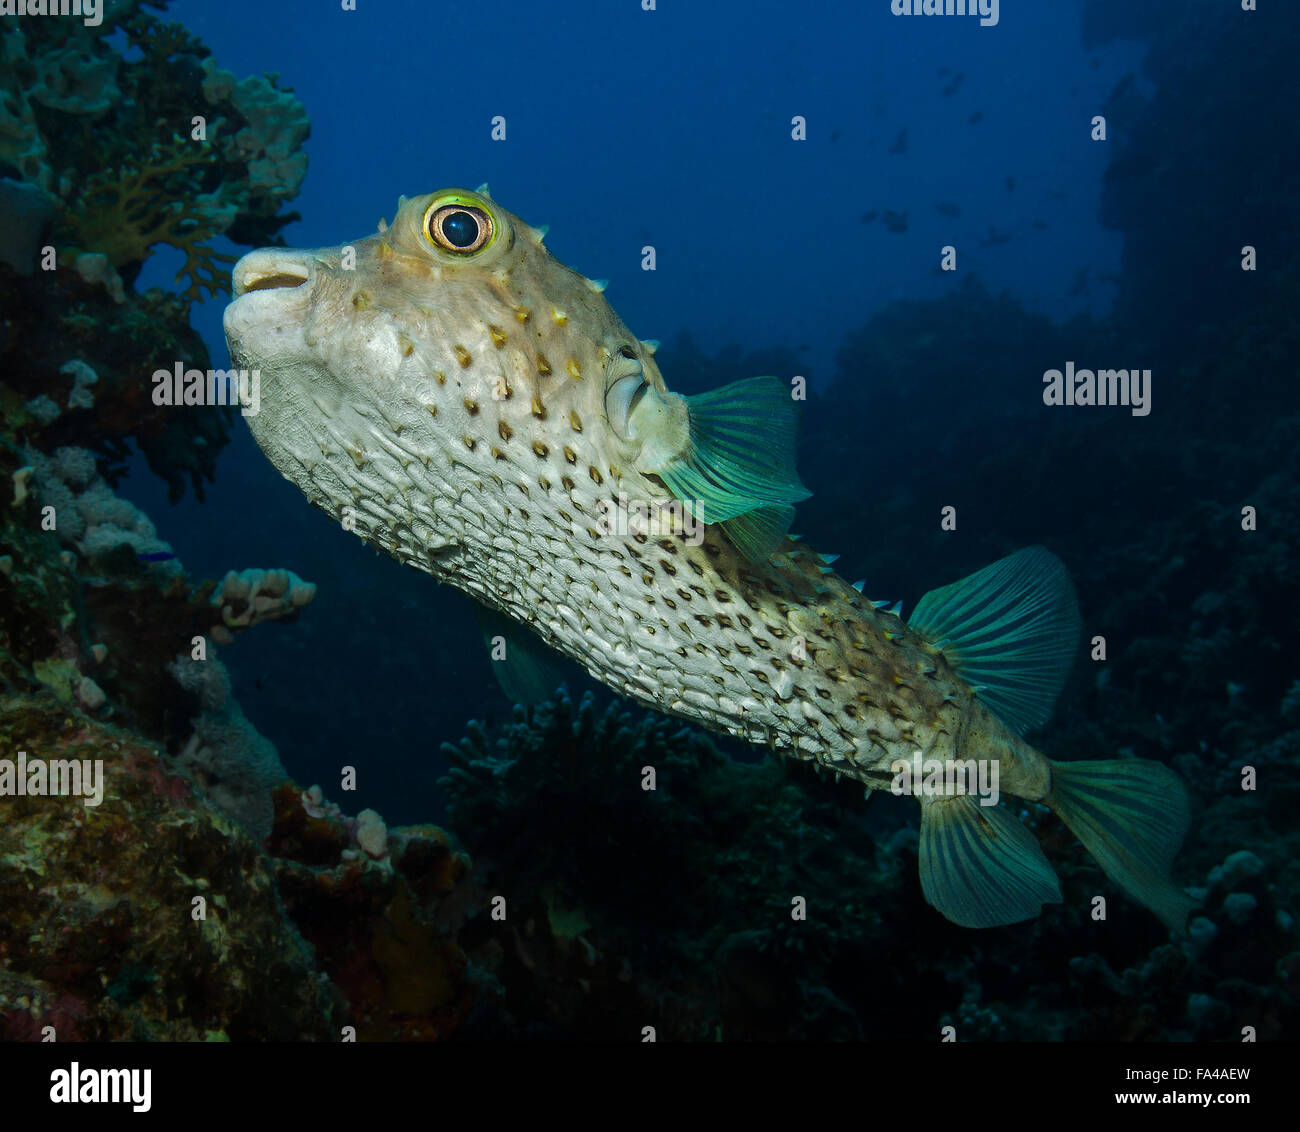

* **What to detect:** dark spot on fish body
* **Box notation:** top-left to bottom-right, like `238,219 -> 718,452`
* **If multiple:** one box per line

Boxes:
537,355 -> 552,376
455,346 -> 472,368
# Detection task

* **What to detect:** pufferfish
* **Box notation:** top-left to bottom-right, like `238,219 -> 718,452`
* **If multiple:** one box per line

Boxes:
223,186 -> 1194,931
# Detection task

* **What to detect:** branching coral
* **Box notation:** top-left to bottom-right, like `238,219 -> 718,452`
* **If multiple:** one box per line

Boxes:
65,136 -> 239,306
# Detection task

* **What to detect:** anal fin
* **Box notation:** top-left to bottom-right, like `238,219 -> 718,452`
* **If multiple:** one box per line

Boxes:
919,795 -> 1062,928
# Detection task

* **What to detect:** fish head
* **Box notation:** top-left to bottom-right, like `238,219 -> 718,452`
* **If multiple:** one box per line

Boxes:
224,187 -> 679,580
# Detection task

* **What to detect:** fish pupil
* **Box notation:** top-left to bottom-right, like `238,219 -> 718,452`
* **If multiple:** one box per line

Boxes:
442,211 -> 480,248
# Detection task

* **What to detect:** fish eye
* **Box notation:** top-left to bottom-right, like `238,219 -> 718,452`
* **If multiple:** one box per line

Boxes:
426,203 -> 494,254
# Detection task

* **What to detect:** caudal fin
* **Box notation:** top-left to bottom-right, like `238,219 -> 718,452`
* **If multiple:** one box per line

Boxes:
1045,759 -> 1197,933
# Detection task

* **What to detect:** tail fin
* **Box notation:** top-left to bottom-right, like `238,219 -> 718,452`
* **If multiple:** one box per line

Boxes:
1045,759 -> 1197,933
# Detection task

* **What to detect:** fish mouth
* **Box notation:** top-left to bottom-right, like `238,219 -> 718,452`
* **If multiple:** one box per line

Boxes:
224,249 -> 315,374
232,250 -> 313,297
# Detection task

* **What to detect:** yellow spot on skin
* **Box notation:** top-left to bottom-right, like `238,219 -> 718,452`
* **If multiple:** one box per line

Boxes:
348,446 -> 366,468
567,358 -> 582,379
538,476 -> 551,490
561,475 -> 576,491
489,326 -> 507,348
570,410 -> 583,432
435,371 -> 447,385
499,420 -> 514,441
537,354 -> 552,376
531,397 -> 547,419
515,307 -> 531,323
552,308 -> 567,325
589,466 -> 604,485
464,399 -> 479,415
533,440 -> 549,458
352,292 -> 371,309
563,445 -> 577,464
454,345 -> 472,368
398,336 -> 415,357
427,404 -> 438,418
463,436 -> 477,451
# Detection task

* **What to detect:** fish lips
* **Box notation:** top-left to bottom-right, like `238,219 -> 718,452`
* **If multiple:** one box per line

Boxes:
223,249 -> 316,369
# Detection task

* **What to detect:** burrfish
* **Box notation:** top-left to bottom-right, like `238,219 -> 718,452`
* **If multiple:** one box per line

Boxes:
224,187 -> 1194,930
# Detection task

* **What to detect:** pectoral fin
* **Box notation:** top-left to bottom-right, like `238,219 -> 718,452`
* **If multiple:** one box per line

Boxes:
634,375 -> 810,562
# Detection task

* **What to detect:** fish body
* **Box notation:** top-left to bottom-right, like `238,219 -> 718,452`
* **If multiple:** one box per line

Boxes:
225,187 -> 1192,931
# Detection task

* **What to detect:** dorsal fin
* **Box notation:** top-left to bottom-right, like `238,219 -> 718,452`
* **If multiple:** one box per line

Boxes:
908,546 -> 1080,733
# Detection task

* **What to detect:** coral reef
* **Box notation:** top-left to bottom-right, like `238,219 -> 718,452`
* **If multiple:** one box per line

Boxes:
266,783 -> 477,1040
0,1 -> 482,1045
1,5 -> 307,308
0,695 -> 335,1041
435,682 -> 1297,1041
440,688 -> 897,1039
0,0 -> 311,503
